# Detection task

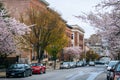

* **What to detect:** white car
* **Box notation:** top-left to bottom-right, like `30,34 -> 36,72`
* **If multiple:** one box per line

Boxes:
88,61 -> 95,66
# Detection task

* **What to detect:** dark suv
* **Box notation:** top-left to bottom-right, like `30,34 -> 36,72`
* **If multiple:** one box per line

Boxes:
6,63 -> 32,78
107,61 -> 120,80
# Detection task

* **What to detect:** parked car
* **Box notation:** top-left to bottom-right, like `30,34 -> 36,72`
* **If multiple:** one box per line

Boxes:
69,62 -> 77,68
95,61 -> 105,65
106,60 -> 120,80
31,63 -> 46,74
76,61 -> 84,67
88,61 -> 95,66
60,62 -> 70,69
6,63 -> 32,78
107,60 -> 119,71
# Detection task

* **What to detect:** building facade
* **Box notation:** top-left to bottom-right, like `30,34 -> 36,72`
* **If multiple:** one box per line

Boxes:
65,25 -> 72,47
85,34 -> 104,56
1,0 -> 85,63
1,0 -> 49,63
71,25 -> 85,50
1,0 -> 49,19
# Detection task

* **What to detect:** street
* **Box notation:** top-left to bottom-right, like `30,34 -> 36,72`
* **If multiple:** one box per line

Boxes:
0,65 -> 107,80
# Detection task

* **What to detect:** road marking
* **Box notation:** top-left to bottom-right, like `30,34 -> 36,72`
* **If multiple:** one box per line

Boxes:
66,71 -> 85,80
86,71 -> 103,80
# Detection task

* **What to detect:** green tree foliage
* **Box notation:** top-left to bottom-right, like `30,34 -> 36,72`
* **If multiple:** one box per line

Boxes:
46,35 -> 68,69
20,8 -> 68,62
80,50 -> 100,62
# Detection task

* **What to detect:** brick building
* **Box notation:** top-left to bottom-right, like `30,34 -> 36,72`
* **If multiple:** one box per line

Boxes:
1,0 -> 49,19
71,25 -> 85,50
65,25 -> 72,47
1,0 -> 49,63
1,0 -> 85,63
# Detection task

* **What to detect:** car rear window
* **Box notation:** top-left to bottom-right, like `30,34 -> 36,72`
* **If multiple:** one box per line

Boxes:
9,64 -> 25,69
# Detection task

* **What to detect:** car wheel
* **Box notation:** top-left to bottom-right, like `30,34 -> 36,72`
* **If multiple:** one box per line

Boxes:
6,75 -> 9,78
40,69 -> 42,74
43,69 -> 46,74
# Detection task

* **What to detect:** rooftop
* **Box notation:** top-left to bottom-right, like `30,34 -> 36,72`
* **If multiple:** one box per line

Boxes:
71,25 -> 85,33
39,0 -> 49,6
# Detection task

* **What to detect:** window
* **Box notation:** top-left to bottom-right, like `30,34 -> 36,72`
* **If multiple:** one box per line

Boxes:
71,34 -> 73,39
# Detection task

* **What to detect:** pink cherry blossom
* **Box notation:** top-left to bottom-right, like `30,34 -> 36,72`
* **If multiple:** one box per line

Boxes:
0,9 -> 30,55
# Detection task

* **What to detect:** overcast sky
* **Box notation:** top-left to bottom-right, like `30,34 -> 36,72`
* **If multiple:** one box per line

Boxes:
45,0 -> 103,38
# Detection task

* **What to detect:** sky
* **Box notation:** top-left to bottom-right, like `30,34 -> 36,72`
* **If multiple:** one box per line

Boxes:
45,0 -> 103,39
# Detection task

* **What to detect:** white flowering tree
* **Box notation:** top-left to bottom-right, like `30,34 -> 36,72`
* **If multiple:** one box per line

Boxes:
63,47 -> 82,61
0,3 -> 30,56
76,0 -> 120,59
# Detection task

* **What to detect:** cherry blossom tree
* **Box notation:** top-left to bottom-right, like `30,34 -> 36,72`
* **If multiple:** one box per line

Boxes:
0,3 -> 30,56
63,46 -> 82,61
76,0 -> 120,59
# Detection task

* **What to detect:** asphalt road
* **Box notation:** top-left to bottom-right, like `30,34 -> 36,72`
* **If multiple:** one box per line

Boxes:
0,65 -> 107,80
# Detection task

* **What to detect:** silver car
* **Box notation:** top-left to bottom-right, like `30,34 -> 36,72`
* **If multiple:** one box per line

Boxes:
88,61 -> 95,66
60,62 -> 70,69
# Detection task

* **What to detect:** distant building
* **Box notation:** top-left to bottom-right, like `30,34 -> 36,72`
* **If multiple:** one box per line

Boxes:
85,34 -> 104,56
71,25 -> 85,50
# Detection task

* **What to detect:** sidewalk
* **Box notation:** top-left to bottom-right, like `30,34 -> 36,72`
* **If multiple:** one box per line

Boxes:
0,69 -> 6,78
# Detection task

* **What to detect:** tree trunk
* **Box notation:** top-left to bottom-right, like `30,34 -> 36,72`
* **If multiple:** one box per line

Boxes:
53,60 -> 56,70
37,47 -> 44,63
36,44 -> 40,63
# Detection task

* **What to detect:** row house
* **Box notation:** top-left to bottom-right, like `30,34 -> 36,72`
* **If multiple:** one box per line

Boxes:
71,25 -> 85,50
64,25 -> 85,61
66,25 -> 85,50
1,0 -> 85,63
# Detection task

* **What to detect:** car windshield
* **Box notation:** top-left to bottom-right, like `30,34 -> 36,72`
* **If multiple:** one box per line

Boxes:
9,64 -> 25,69
63,62 -> 69,65
31,63 -> 42,66
108,61 -> 118,67
79,61 -> 83,63
89,61 -> 94,63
